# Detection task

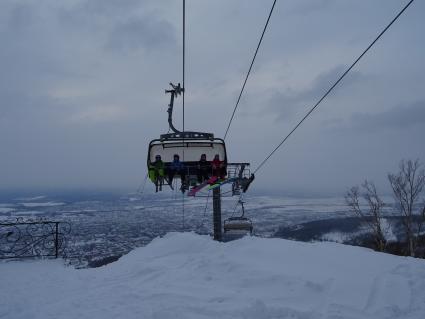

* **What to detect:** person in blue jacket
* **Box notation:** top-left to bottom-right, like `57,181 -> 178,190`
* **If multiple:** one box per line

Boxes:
168,154 -> 186,191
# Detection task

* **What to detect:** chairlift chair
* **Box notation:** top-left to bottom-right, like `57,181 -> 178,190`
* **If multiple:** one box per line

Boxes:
147,83 -> 228,190
148,138 -> 227,186
223,200 -> 253,234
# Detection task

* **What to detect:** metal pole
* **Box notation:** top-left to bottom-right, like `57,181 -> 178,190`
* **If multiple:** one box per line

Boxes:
213,187 -> 222,241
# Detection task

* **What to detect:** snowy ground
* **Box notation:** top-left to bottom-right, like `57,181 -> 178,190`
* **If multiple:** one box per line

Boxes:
1,232 -> 425,319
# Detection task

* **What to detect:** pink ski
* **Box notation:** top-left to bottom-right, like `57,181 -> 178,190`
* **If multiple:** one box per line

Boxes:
188,176 -> 218,196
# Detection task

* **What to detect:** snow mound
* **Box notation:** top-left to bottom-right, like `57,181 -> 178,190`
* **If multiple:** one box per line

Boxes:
1,232 -> 425,319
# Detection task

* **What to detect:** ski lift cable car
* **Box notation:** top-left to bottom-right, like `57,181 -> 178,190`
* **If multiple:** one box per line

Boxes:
224,199 -> 253,234
147,82 -> 254,193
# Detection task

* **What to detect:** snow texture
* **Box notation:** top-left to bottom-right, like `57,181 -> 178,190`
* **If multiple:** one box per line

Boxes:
320,231 -> 353,243
20,202 -> 65,207
0,207 -> 14,213
1,232 -> 425,319
16,196 -> 46,201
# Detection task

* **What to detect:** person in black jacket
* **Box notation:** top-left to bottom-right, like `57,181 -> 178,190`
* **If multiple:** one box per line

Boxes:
197,154 -> 211,183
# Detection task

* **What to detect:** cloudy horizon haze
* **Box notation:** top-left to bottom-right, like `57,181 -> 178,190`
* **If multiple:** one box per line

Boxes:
1,0 -> 424,197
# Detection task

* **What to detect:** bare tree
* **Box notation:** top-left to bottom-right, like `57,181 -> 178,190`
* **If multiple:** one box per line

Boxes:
388,159 -> 425,257
346,180 -> 387,252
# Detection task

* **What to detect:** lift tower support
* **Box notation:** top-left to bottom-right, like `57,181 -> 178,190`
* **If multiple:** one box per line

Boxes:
213,187 -> 222,241
209,163 -> 255,241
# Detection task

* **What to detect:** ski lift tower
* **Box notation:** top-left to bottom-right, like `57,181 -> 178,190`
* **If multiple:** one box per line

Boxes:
211,162 -> 254,241
212,188 -> 222,241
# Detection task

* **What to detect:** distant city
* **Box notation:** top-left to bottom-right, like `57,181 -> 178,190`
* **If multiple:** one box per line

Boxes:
0,191 -> 404,267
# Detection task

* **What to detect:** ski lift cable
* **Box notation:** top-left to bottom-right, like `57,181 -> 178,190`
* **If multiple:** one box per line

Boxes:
231,193 -> 244,218
223,0 -> 277,140
182,191 -> 185,230
182,0 -> 186,223
204,191 -> 210,215
172,179 -> 178,215
136,173 -> 148,194
182,0 -> 186,149
231,197 -> 240,217
193,191 -> 234,198
253,0 -> 415,175
200,191 -> 211,229
195,190 -> 211,231
220,190 -> 235,196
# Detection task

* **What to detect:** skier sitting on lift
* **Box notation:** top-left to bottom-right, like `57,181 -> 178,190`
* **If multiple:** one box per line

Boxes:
212,154 -> 226,179
168,154 -> 186,192
149,155 -> 165,192
197,153 -> 211,183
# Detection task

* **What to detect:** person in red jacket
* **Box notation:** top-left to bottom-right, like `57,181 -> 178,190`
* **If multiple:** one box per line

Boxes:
211,154 -> 226,179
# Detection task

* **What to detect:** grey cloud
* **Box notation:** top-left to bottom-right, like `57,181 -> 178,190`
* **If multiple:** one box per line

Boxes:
0,0 -> 423,193
288,0 -> 335,15
105,17 -> 176,52
6,2 -> 35,31
267,65 -> 363,122
77,0 -> 141,17
350,101 -> 425,132
0,81 -> 69,123
60,0 -> 143,22
56,0 -> 177,53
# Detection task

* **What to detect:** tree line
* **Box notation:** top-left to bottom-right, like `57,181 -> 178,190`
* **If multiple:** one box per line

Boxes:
346,159 -> 425,258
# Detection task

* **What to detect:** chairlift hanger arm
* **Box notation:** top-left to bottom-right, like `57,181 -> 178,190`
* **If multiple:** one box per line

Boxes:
239,200 -> 246,218
163,82 -> 215,140
165,82 -> 184,134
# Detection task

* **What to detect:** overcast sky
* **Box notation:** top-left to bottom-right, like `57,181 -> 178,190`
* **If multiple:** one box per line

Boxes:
0,0 -> 424,196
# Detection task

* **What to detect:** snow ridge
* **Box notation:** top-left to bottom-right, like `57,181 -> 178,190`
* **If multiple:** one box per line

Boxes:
1,232 -> 425,319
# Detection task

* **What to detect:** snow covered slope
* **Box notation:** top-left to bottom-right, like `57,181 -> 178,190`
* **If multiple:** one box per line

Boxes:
1,233 -> 425,319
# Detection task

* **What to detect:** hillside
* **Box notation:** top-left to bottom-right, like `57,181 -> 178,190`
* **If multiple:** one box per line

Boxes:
1,232 -> 425,319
